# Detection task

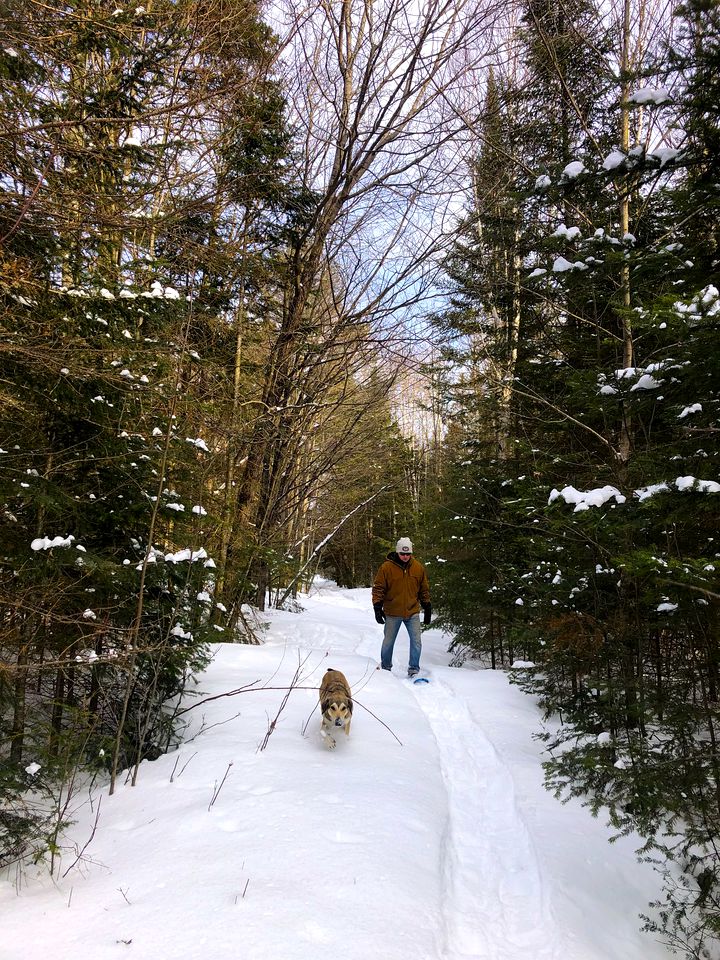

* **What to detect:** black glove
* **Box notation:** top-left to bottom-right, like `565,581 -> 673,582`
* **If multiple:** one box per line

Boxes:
422,603 -> 432,626
373,603 -> 386,624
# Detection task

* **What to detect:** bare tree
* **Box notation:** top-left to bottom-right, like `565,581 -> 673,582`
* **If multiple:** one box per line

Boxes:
233,0 -> 503,595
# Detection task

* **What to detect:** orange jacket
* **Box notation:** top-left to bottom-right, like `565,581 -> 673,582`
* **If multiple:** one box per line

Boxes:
372,553 -> 430,618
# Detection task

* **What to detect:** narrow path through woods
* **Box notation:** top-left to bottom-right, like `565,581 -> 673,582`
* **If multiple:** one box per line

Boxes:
408,676 -> 564,959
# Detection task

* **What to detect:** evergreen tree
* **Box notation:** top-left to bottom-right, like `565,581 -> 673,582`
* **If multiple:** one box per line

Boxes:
426,1 -> 720,951
0,0 -> 288,863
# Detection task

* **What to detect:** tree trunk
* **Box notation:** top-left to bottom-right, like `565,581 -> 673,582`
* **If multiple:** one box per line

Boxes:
9,638 -> 29,764
618,0 -> 634,462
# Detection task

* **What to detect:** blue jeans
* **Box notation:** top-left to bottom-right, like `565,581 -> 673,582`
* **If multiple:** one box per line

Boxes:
381,615 -> 422,672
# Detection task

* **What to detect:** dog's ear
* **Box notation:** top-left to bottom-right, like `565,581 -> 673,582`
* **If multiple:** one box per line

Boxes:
346,699 -> 353,714
321,699 -> 331,715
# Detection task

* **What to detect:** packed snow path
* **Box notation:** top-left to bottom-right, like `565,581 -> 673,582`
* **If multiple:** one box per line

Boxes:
407,676 -> 560,959
2,581 -> 674,960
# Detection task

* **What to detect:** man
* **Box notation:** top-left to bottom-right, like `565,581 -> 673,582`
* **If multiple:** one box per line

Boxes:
372,537 -> 431,677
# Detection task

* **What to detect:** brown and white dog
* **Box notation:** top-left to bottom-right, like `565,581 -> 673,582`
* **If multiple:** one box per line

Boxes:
319,668 -> 352,749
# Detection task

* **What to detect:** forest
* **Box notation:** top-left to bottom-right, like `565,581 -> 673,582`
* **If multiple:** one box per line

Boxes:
1,0 -> 718,956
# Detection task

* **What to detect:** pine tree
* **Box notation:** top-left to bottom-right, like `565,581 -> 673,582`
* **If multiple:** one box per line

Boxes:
426,1 -> 720,951
0,0 -> 289,862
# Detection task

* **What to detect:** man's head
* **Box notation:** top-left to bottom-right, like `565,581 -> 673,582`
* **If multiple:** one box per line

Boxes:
396,537 -> 413,558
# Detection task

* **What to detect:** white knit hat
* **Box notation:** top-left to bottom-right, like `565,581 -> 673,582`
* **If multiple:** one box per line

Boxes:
396,538 -> 413,553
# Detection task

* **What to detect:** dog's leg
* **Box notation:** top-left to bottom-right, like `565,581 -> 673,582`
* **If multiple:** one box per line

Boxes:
321,720 -> 337,749
344,718 -> 351,738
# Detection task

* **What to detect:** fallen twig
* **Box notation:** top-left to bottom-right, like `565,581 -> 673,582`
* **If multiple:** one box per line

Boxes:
208,761 -> 234,810
258,652 -> 314,751
175,682 -> 323,716
170,750 -> 197,782
352,696 -> 403,746
301,701 -> 320,736
62,796 -> 103,878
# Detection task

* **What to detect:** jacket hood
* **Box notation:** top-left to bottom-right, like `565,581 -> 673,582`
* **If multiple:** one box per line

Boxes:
388,551 -> 413,567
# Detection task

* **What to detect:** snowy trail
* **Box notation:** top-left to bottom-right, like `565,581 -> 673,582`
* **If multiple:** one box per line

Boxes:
2,581 -> 674,960
408,675 -> 564,960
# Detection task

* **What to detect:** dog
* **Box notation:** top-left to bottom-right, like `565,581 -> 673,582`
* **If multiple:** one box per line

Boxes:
319,668 -> 352,749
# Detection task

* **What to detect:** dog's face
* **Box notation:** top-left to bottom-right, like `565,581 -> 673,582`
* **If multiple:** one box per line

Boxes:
319,669 -> 353,739
321,697 -> 352,729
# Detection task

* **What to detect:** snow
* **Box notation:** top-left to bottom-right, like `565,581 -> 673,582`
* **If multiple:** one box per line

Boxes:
136,280 -> 182,300
678,403 -> 702,419
697,480 -> 720,494
30,534 -> 75,551
552,224 -> 581,240
562,160 -> 585,179
677,476 -> 720,494
675,285 -> 720,319
628,88 -> 670,106
602,150 -> 626,171
548,485 -> 626,511
635,483 -> 670,501
552,256 -> 587,273
163,547 -> 209,563
2,581 -> 676,960
648,147 -> 681,168
123,129 -> 143,147
630,374 -> 662,391
550,476 -> 718,509
186,437 -> 210,452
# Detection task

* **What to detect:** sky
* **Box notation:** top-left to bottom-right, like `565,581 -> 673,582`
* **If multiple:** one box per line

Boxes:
2,580 -> 678,960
